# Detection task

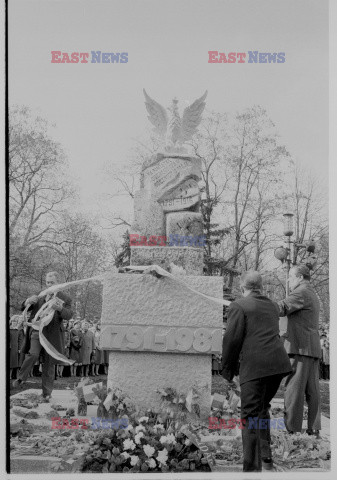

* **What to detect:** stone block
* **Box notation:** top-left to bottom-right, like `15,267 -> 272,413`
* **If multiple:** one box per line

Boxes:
130,246 -> 204,275
101,273 -> 223,415
101,273 -> 222,331
107,351 -> 212,417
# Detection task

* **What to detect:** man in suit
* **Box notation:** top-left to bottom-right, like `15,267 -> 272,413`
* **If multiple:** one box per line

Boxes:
222,271 -> 291,472
278,264 -> 321,435
13,271 -> 73,400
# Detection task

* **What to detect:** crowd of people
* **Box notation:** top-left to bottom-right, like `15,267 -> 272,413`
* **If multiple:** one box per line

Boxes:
10,315 -> 109,380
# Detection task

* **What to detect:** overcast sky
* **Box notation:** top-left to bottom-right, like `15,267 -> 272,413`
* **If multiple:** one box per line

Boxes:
8,0 -> 328,227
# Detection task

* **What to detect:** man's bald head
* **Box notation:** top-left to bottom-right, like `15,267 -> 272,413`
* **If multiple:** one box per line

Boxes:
240,271 -> 263,293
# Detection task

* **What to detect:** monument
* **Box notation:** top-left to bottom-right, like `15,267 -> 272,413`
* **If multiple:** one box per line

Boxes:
100,90 -> 224,416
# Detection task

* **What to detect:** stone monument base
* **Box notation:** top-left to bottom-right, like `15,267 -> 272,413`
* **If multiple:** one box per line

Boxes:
107,351 -> 212,417
100,273 -> 223,417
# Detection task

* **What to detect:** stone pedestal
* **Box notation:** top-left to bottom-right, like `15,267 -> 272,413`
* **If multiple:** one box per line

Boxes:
101,273 -> 223,416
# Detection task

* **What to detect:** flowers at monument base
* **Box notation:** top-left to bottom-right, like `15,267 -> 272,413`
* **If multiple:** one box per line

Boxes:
143,444 -> 155,458
123,438 -> 136,451
159,433 -> 177,445
130,454 -> 140,466
79,404 -> 212,473
157,448 -> 169,465
134,431 -> 144,444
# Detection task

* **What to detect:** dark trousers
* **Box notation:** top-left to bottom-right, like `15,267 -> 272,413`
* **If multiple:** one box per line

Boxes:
18,331 -> 55,396
240,374 -> 284,472
284,355 -> 321,432
323,364 -> 330,380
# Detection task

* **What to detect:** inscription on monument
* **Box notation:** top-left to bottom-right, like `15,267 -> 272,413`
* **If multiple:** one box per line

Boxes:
101,325 -> 222,354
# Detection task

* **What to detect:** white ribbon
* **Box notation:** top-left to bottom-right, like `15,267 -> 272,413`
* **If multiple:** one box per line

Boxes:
124,264 -> 231,306
23,274 -> 106,364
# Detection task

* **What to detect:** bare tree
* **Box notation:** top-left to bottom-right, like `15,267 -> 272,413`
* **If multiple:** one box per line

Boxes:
9,106 -> 72,247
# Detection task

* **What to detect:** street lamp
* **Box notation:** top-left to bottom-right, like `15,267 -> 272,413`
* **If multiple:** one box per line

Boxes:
274,212 -> 317,295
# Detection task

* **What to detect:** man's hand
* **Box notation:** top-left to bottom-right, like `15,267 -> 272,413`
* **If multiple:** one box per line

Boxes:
25,295 -> 38,306
50,298 -> 64,312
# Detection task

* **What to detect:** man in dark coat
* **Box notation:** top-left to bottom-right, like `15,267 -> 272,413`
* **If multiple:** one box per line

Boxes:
222,271 -> 291,472
13,271 -> 73,399
278,264 -> 321,435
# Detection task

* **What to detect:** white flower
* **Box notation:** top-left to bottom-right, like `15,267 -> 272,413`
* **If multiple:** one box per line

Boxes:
117,403 -> 124,411
153,423 -> 165,431
160,433 -> 176,445
121,452 -> 130,459
148,458 -> 156,469
139,416 -> 149,423
135,425 -> 146,433
126,424 -> 134,431
157,448 -> 168,465
134,432 -> 144,444
166,433 -> 176,444
130,455 -> 139,466
123,439 -> 136,451
184,438 -> 191,446
143,444 -> 155,458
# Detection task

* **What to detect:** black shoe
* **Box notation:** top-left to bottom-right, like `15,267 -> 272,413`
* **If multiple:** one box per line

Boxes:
262,458 -> 274,471
306,429 -> 320,438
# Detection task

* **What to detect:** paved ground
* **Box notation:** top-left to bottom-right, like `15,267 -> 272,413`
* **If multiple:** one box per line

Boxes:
10,372 -> 107,394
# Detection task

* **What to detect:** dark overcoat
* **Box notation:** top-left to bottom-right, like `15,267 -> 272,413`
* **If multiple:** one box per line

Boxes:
222,292 -> 292,385
278,280 -> 321,358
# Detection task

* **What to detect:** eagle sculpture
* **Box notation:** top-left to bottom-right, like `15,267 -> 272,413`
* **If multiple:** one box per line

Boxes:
143,89 -> 208,151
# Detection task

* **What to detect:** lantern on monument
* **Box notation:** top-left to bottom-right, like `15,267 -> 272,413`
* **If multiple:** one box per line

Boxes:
274,246 -> 288,263
283,212 -> 294,237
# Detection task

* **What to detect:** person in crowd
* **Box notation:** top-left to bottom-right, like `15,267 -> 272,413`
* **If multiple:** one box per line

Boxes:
80,321 -> 95,377
212,354 -> 222,375
321,337 -> 330,380
278,264 -> 321,436
9,315 -> 24,379
103,349 -> 109,375
13,271 -> 73,400
92,323 -> 104,376
56,319 -> 70,378
69,320 -> 83,376
222,271 -> 291,472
